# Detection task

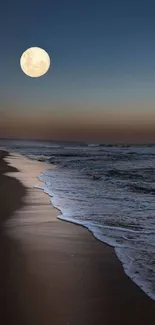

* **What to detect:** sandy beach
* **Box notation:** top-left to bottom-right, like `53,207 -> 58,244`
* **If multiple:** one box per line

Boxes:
1,151 -> 155,325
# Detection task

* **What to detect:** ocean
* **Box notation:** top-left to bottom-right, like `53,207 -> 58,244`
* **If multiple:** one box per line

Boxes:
1,139 -> 155,300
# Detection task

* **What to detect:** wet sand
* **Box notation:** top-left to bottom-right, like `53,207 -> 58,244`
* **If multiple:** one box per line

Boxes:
1,151 -> 155,325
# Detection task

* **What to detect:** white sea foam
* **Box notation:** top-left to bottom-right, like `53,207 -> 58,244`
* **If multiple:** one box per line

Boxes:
38,171 -> 155,302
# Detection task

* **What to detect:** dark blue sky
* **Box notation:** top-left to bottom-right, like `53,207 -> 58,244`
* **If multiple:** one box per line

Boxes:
1,0 -> 155,140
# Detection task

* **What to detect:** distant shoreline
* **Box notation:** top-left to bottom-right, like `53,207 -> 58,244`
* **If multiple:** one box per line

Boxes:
2,138 -> 155,146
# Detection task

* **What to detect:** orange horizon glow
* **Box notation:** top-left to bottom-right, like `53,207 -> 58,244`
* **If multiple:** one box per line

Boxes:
1,105 -> 155,143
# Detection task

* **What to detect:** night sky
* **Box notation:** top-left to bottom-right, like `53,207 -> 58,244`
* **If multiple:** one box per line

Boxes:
1,0 -> 155,142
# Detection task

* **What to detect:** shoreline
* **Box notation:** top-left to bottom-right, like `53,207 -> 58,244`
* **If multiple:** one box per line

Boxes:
36,158 -> 155,302
2,152 -> 155,324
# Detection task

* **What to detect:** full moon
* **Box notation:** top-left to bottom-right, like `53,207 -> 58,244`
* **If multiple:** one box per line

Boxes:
20,47 -> 50,78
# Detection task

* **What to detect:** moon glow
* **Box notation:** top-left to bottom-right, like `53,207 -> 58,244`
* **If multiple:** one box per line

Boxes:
20,47 -> 50,78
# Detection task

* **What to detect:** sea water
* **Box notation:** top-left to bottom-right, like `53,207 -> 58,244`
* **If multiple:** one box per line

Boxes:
1,139 -> 155,300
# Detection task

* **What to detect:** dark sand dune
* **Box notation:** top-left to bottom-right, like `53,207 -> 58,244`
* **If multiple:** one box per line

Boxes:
0,151 -> 26,324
